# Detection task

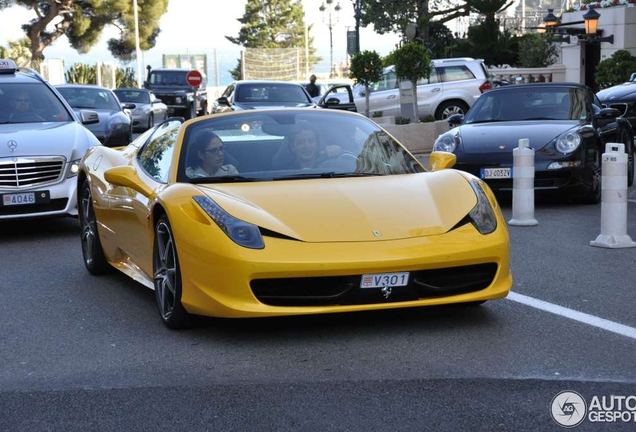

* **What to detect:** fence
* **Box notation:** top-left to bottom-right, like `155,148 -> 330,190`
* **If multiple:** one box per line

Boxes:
489,64 -> 567,84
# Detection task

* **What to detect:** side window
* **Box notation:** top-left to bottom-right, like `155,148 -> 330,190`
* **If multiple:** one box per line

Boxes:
441,66 -> 475,82
416,68 -> 440,85
138,119 -> 183,183
371,71 -> 398,92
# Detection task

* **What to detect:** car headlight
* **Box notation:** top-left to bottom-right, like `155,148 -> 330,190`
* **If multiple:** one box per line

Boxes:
433,131 -> 460,153
175,97 -> 183,104
468,179 -> 497,234
193,196 -> 264,249
67,158 -> 81,178
555,130 -> 582,154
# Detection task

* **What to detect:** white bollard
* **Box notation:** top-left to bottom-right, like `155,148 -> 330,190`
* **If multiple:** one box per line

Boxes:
590,143 -> 636,248
508,138 -> 539,226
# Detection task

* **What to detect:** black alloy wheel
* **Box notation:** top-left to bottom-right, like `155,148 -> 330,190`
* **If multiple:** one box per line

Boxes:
436,100 -> 469,120
79,179 -> 111,275
153,214 -> 192,329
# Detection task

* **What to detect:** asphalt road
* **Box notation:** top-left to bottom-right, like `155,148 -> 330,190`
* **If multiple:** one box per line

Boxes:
1,199 -> 636,431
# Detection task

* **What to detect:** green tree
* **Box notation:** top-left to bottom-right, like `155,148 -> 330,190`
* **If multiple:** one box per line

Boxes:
226,0 -> 319,80
596,50 -> 636,89
358,0 -> 470,45
4,37 -> 32,66
517,34 -> 558,68
0,0 -> 168,63
349,50 -> 383,117
392,42 -> 432,122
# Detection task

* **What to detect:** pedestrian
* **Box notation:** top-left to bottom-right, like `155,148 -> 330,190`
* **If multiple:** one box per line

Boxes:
305,74 -> 320,98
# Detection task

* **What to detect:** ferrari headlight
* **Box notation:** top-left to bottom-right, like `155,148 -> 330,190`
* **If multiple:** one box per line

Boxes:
468,179 -> 497,234
555,130 -> 581,154
67,158 -> 81,178
433,132 -> 460,153
193,196 -> 264,249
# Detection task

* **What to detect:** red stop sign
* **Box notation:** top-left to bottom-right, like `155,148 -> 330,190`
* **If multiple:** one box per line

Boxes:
186,70 -> 203,88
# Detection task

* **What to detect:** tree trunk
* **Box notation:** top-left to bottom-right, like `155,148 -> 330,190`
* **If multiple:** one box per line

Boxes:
411,80 -> 419,123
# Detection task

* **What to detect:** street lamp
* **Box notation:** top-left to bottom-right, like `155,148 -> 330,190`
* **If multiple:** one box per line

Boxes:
319,0 -> 341,78
133,0 -> 143,88
583,7 -> 614,43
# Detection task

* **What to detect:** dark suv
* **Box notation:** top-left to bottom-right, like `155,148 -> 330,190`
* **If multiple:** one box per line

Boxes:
144,67 -> 208,119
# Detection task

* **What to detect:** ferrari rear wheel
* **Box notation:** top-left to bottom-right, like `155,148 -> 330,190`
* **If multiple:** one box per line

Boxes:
79,179 -> 111,275
153,215 -> 192,329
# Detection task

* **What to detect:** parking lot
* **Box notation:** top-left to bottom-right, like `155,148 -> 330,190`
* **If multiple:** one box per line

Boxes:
1,186 -> 635,430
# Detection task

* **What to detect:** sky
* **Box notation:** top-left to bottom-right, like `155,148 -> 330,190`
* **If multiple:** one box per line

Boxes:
0,0 -> 402,86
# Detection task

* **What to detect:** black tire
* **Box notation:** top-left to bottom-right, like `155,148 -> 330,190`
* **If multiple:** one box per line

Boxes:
580,148 -> 602,205
621,129 -> 635,187
435,100 -> 469,120
147,113 -> 154,130
153,214 -> 193,329
79,179 -> 111,275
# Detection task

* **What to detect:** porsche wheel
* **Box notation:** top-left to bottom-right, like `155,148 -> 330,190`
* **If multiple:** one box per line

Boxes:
153,215 -> 192,329
79,179 -> 111,275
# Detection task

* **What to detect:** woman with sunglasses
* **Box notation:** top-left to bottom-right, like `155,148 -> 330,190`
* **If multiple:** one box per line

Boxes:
186,131 -> 238,178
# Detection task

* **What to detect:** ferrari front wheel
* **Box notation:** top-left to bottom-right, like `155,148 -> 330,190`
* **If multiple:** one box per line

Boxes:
153,215 -> 192,329
79,179 -> 111,275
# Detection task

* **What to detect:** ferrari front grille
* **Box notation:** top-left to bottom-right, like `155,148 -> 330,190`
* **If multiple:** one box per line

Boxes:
251,263 -> 498,307
0,157 -> 66,188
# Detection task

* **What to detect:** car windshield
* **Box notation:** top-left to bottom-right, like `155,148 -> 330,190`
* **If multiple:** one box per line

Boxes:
149,71 -> 188,86
114,90 -> 150,104
235,84 -> 311,104
57,87 -> 121,111
0,82 -> 71,124
177,110 -> 424,183
463,87 -> 590,123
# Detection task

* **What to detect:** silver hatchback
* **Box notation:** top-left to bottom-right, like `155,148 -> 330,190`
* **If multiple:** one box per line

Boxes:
349,57 -> 493,120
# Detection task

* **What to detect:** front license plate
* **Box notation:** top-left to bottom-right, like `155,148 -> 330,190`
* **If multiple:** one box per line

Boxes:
481,167 -> 511,179
1,191 -> 50,206
360,272 -> 410,288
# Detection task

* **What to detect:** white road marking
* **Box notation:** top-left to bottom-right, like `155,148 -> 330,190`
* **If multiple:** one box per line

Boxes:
507,291 -> 636,341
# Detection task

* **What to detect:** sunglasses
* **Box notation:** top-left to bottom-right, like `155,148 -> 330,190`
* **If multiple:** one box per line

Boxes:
205,146 -> 225,155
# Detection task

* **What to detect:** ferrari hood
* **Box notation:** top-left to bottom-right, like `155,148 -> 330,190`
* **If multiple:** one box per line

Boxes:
458,121 -> 577,153
0,121 -> 100,161
195,171 -> 479,243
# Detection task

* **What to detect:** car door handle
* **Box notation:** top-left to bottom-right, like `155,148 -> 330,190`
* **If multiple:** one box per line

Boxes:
387,95 -> 397,99
431,88 -> 441,93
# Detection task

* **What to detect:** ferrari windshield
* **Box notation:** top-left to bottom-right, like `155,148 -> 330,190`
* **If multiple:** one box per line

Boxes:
464,86 -> 591,123
177,110 -> 424,182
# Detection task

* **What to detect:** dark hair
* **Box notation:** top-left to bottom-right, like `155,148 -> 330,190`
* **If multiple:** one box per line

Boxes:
290,122 -> 319,145
193,130 -> 222,154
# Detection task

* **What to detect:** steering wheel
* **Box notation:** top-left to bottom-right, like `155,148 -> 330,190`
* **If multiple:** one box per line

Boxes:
313,150 -> 359,169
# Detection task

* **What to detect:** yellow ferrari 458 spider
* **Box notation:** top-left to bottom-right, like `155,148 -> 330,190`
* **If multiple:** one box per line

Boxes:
78,109 -> 512,328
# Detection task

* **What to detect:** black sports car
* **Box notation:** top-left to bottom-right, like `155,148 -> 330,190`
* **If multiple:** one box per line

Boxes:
56,84 -> 133,147
433,83 -> 634,203
596,74 -> 636,131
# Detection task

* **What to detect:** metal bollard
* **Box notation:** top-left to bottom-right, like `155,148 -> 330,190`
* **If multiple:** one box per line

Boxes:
508,138 -> 539,226
590,143 -> 636,248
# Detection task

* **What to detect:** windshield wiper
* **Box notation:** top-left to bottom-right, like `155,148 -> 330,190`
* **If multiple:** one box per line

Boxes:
330,172 -> 384,177
273,172 -> 337,180
190,175 -> 259,184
